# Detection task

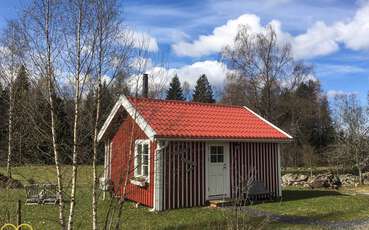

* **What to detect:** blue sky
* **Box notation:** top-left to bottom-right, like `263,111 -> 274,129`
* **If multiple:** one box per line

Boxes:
1,0 -> 369,102
122,0 -> 369,102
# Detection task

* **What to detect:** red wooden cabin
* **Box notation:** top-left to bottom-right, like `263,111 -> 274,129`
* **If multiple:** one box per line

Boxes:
98,95 -> 292,211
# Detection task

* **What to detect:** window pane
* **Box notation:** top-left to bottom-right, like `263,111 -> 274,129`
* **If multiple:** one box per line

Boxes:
136,151 -> 142,166
143,154 -> 148,165
136,144 -> 142,175
143,165 -> 148,176
210,146 -> 217,155
217,154 -> 224,162
217,146 -> 224,154
137,144 -> 142,154
210,154 -> 217,163
210,146 -> 224,163
143,144 -> 149,155
136,163 -> 142,175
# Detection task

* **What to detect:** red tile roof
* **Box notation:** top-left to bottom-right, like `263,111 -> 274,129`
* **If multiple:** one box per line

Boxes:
127,97 -> 291,140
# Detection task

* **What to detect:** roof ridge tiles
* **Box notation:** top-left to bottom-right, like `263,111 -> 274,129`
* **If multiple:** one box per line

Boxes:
127,96 -> 245,109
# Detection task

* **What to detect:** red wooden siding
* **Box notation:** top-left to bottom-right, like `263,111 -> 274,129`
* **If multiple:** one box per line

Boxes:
110,114 -> 155,207
162,141 -> 206,210
230,142 -> 279,199
162,141 -> 280,210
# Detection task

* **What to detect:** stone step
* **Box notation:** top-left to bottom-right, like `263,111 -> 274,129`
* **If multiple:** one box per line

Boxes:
208,199 -> 234,208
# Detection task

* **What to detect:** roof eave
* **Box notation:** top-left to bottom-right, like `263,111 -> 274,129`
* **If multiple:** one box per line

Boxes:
242,106 -> 293,139
154,136 -> 292,143
97,95 -> 157,142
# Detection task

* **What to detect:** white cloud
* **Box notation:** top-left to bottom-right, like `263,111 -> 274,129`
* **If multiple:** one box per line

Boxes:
335,4 -> 369,50
127,60 -> 229,93
150,27 -> 190,44
172,3 -> 369,59
125,30 -> 159,52
291,21 -> 339,59
327,90 -> 358,98
172,14 -> 264,57
152,60 -> 229,87
317,64 -> 366,77
130,57 -> 154,71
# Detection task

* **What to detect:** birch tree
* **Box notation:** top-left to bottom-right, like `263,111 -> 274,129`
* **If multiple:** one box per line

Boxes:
333,94 -> 369,184
0,21 -> 24,178
90,0 -> 132,229
60,0 -> 98,228
221,25 -> 302,122
100,34 -> 164,230
20,0 -> 67,228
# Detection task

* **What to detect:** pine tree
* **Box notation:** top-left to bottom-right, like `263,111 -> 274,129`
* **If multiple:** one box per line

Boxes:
311,95 -> 336,150
111,70 -> 129,99
192,74 -> 215,103
12,65 -> 33,164
166,75 -> 185,100
0,82 -> 8,163
31,82 -> 53,164
13,65 -> 30,97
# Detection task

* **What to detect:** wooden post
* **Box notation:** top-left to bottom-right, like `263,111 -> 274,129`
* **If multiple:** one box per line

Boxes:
17,199 -> 21,225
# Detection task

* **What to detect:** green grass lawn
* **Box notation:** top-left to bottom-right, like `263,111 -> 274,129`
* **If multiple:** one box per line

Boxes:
0,166 -> 264,230
253,187 -> 369,221
1,166 -> 369,229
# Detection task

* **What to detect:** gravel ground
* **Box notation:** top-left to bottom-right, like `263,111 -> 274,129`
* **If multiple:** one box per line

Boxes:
241,206 -> 369,230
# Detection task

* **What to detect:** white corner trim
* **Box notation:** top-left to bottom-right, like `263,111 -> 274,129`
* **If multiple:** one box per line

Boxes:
152,140 -> 168,211
97,95 -> 157,142
278,144 -> 282,197
243,106 -> 293,139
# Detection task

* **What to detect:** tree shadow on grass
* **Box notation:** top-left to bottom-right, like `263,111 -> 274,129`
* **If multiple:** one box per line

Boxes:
162,217 -> 267,230
275,210 -> 348,223
247,189 -> 346,205
279,189 -> 346,202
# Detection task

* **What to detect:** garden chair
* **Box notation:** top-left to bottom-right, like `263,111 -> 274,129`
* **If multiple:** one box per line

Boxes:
41,184 -> 58,204
25,184 -> 40,205
25,183 -> 58,205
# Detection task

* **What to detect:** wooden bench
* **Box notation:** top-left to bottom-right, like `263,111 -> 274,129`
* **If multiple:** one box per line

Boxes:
245,181 -> 272,200
25,184 -> 58,205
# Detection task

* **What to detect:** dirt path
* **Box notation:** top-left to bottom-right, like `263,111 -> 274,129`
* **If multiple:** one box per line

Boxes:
241,207 -> 369,230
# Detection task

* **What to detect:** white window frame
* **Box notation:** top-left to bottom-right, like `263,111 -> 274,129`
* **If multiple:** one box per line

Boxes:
134,139 -> 150,182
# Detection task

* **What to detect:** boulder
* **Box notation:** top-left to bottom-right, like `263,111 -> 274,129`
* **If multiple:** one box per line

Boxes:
308,173 -> 341,189
362,172 -> 369,185
0,173 -> 23,189
309,179 -> 328,189
280,172 -> 369,188
282,173 -> 309,187
339,174 -> 358,186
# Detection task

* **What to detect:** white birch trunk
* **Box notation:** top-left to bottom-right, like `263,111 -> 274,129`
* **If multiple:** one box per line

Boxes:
67,81 -> 80,230
7,84 -> 13,178
48,77 -> 66,229
45,1 -> 66,228
67,3 -> 83,229
92,81 -> 101,230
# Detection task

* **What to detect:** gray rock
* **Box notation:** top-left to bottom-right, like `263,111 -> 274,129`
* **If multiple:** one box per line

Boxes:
339,174 -> 358,186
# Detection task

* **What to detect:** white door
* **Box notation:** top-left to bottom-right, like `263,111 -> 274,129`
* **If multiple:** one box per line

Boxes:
207,143 -> 230,199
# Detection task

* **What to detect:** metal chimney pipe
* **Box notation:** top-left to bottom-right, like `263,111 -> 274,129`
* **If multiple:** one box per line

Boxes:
142,73 -> 148,98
